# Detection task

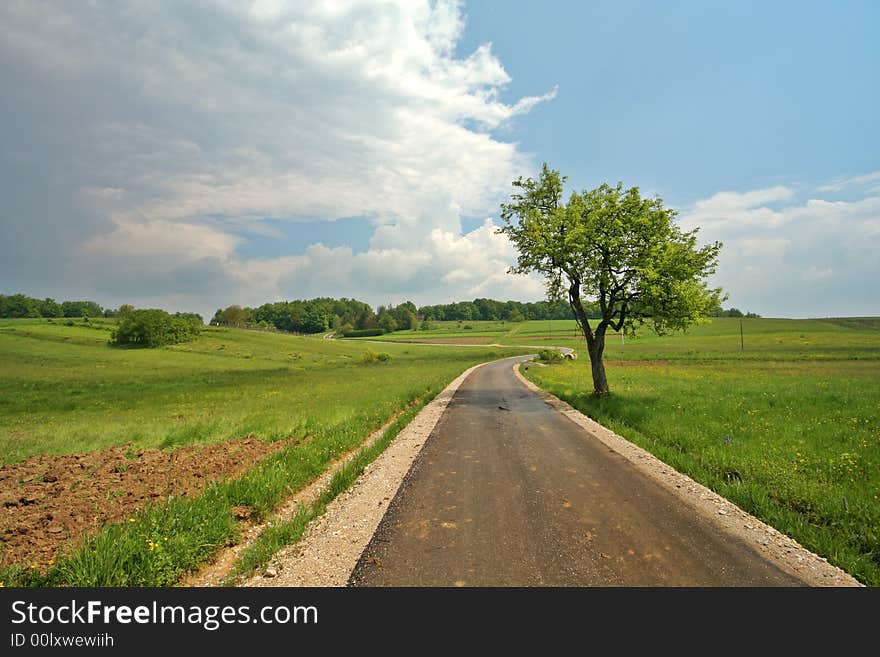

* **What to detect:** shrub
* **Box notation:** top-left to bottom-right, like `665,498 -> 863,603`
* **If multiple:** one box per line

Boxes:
360,350 -> 392,363
536,348 -> 563,363
342,328 -> 386,338
110,309 -> 200,347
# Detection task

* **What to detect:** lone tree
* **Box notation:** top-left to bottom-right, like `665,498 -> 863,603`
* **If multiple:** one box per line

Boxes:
499,164 -> 724,396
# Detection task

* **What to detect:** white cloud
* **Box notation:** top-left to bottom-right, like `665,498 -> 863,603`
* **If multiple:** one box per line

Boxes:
0,0 -> 556,314
816,170 -> 880,193
680,184 -> 880,317
681,186 -> 794,231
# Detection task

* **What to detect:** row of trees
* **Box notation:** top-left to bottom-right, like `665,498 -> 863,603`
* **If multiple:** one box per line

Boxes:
0,294 -> 104,319
417,298 -> 598,322
709,306 -> 761,318
211,298 -> 378,334
0,294 -> 208,322
210,296 -> 604,336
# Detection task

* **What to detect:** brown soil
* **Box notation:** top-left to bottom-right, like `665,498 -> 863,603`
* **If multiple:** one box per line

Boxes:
0,438 -> 290,570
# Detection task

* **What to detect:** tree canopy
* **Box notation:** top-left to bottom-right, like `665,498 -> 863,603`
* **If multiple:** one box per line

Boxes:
499,164 -> 724,395
110,309 -> 200,347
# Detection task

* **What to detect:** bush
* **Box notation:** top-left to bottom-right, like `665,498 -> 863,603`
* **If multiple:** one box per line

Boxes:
342,328 -> 386,338
360,350 -> 392,363
110,309 -> 200,347
536,348 -> 563,363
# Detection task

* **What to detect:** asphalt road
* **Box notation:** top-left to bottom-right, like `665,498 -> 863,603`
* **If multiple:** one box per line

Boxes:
349,356 -> 804,586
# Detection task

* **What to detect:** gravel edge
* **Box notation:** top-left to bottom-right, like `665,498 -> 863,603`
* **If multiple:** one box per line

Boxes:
513,363 -> 862,587
243,361 -> 487,587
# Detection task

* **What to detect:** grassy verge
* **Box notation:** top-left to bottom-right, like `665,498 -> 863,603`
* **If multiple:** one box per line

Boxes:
0,394 -> 429,587
225,399 -> 427,583
525,359 -> 880,585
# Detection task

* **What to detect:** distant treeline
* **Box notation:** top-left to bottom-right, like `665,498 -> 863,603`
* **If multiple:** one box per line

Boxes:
3,291 -> 756,332
708,306 -> 761,318
210,297 -> 598,335
417,299 -> 593,322
0,294 -> 203,323
211,298 -> 378,334
0,294 -> 106,319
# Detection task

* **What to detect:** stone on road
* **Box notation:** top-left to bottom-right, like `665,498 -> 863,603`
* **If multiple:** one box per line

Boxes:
349,357 -> 804,586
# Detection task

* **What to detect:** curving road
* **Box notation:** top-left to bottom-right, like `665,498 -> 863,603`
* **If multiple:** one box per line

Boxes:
349,356 -> 804,586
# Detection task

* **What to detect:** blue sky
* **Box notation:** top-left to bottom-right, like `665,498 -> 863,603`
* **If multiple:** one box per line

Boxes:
458,1 -> 879,203
0,1 -> 877,318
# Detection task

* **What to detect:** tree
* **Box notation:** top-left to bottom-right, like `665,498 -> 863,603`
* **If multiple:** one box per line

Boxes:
110,309 -> 200,347
39,298 -> 63,318
0,294 -> 40,318
499,164 -> 724,395
214,305 -> 248,326
61,300 -> 103,318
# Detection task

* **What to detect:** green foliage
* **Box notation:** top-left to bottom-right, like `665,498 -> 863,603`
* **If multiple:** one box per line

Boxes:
360,349 -> 392,363
499,164 -> 724,394
0,294 -> 95,318
418,298 -> 592,322
342,328 -> 386,337
536,348 -> 563,363
500,165 -> 724,337
173,311 -> 203,325
61,300 -> 103,318
110,309 -> 200,347
710,306 -> 761,318
213,305 -> 248,326
213,297 -> 378,334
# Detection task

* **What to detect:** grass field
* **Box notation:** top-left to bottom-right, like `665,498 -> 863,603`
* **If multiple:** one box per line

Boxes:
0,318 -> 523,463
518,317 -> 880,585
0,318 -> 527,585
366,317 -> 880,361
3,315 -> 878,585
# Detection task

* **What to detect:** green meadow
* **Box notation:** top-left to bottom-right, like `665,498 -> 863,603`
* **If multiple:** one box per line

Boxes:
0,317 -> 527,585
0,318 -> 524,463
520,317 -> 880,585
3,315 -> 878,585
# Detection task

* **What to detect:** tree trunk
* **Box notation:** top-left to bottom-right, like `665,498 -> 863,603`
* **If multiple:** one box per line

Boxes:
567,279 -> 611,396
587,332 -> 609,396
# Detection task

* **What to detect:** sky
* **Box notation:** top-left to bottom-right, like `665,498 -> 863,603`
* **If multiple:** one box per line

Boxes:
0,0 -> 877,319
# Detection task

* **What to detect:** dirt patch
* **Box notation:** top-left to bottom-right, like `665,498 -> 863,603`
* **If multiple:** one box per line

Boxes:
604,360 -> 669,367
0,438 -> 290,570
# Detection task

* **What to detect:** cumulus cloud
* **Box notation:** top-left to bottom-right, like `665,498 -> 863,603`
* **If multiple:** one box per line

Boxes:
0,0 -> 552,315
680,182 -> 880,317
